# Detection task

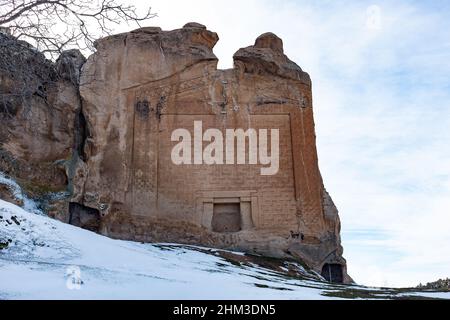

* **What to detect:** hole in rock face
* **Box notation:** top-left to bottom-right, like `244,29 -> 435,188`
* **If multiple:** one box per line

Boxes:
69,202 -> 100,232
321,263 -> 344,283
75,110 -> 88,161
212,203 -> 241,233
135,100 -> 150,119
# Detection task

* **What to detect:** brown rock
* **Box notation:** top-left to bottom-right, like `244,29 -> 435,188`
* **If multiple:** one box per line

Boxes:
74,24 -> 350,283
0,184 -> 23,207
0,33 -> 85,218
0,25 -> 350,284
183,22 -> 207,29
255,32 -> 284,53
233,33 -> 310,84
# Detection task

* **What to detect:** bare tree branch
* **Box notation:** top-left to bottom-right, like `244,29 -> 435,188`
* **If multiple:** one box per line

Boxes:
0,0 -> 156,59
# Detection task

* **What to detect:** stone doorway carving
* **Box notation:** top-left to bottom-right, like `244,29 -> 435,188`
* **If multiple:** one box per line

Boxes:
212,203 -> 241,233
195,190 -> 258,232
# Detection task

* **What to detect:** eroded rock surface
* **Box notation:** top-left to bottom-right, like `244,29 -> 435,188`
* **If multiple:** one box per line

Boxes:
73,24 -> 350,282
0,24 -> 350,283
0,33 -> 85,216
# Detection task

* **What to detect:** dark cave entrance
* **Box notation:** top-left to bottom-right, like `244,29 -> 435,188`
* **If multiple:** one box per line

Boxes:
212,203 -> 241,233
69,202 -> 100,232
321,263 -> 344,283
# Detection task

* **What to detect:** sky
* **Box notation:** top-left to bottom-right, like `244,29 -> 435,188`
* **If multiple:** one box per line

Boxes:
16,0 -> 448,288
121,0 -> 450,288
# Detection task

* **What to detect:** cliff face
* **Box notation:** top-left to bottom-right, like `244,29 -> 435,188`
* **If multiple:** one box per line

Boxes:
0,24 -> 350,283
0,33 -> 85,220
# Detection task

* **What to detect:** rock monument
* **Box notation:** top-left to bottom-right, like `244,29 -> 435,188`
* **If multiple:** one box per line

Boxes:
0,23 -> 351,283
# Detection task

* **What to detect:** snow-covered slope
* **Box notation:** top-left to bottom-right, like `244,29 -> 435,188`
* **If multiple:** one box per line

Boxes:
0,198 -> 449,300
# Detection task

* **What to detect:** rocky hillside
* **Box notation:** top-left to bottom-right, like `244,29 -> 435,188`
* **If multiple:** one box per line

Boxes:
1,23 -> 348,281
1,194 -> 449,299
0,32 -> 86,222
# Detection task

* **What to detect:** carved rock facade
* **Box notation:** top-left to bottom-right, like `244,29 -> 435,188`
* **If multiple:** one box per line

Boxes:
73,24 -> 350,283
0,24 -> 350,283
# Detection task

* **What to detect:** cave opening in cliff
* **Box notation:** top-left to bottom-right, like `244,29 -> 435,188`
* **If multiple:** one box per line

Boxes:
321,263 -> 344,283
75,109 -> 89,162
69,202 -> 100,232
212,203 -> 241,233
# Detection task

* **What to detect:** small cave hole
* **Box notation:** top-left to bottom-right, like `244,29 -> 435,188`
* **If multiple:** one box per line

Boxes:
69,202 -> 100,232
321,263 -> 344,283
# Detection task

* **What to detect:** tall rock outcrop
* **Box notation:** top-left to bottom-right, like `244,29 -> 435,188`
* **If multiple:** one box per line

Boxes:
0,24 -> 350,283
72,23 -> 350,283
0,33 -> 85,219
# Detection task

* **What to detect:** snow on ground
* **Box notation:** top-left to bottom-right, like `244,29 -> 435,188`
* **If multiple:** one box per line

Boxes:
0,194 -> 449,300
0,199 -> 333,299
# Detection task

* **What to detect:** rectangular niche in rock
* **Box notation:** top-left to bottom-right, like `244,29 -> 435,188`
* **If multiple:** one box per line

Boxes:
68,202 -> 101,232
212,203 -> 242,233
196,190 -> 258,232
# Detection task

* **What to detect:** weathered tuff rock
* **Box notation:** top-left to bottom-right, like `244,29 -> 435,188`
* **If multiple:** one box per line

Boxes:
0,33 -> 85,213
0,24 -> 350,283
70,24 -> 351,283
